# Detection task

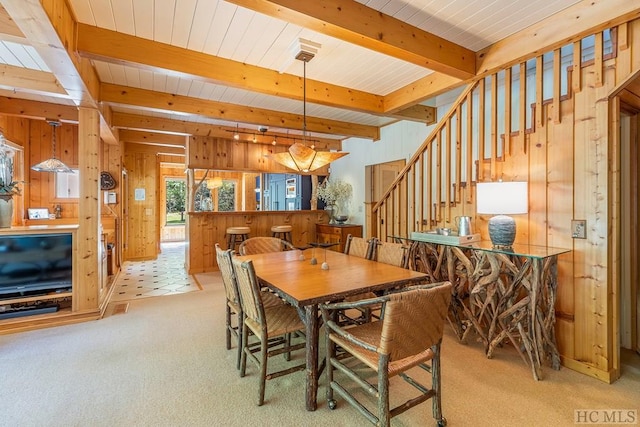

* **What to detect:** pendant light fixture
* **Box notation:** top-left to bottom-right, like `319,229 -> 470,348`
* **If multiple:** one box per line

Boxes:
31,120 -> 74,173
269,40 -> 348,173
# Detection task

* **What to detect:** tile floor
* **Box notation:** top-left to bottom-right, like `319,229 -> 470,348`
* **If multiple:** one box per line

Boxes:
109,241 -> 201,302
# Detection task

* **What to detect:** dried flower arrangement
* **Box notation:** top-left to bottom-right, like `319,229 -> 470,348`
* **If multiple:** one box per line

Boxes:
0,135 -> 20,196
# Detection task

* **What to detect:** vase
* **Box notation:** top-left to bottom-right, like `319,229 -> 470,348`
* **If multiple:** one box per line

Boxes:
0,195 -> 13,228
326,205 -> 336,224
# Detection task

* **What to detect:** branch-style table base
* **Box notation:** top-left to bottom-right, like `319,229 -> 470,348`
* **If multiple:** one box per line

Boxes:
404,239 -> 569,380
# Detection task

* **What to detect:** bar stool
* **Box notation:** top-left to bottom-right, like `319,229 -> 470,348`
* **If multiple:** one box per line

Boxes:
226,226 -> 251,251
271,225 -> 293,244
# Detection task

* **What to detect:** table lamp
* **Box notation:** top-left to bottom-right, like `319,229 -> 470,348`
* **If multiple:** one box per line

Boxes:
476,181 -> 528,248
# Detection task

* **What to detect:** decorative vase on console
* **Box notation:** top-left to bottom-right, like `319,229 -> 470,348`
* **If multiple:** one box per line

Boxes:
317,178 -> 352,226
0,195 -> 13,228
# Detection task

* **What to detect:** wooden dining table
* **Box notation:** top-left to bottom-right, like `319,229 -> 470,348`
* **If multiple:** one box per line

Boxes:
237,247 -> 429,411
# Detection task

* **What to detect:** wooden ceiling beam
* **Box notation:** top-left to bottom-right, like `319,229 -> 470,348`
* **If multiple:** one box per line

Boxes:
2,0 -> 117,145
390,105 -> 436,125
0,64 -> 67,97
101,83 -> 378,140
0,4 -> 23,39
227,0 -> 475,80
77,24 -> 384,115
119,129 -> 187,148
111,112 -> 343,150
0,96 -> 78,122
124,141 -> 184,156
384,74 -> 463,113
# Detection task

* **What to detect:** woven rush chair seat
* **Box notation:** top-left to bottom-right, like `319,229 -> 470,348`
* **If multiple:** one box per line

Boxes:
215,243 -> 284,371
238,236 -> 295,256
373,239 -> 409,269
320,282 -> 452,427
232,256 -> 306,406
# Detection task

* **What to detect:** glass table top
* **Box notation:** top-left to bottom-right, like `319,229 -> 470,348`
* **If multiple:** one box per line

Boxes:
392,235 -> 571,259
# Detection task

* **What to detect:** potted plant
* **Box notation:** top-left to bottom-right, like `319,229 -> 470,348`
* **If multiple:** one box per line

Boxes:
0,140 -> 20,228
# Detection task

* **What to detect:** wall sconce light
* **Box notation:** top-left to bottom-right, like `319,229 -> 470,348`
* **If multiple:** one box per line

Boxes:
476,181 -> 528,248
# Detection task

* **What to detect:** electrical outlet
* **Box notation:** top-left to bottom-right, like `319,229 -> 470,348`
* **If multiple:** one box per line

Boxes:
571,220 -> 586,239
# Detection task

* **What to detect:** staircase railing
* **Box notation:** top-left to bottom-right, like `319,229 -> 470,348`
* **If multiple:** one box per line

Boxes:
371,26 -> 616,242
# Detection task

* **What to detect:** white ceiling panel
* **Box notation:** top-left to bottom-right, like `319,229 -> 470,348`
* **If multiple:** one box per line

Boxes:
0,0 -> 600,140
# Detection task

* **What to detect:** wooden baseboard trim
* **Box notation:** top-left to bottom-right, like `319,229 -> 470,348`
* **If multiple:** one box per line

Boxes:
560,356 -> 619,384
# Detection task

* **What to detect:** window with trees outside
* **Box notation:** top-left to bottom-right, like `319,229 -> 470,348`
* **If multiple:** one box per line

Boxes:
165,178 -> 186,225
194,179 -> 236,212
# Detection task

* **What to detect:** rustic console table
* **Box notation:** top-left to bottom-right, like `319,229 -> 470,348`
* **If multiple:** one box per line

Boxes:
396,236 -> 570,380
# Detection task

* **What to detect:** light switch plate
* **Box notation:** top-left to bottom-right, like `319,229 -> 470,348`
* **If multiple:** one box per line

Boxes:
571,220 -> 586,239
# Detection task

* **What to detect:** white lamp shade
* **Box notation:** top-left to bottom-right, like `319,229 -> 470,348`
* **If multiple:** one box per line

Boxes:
476,181 -> 528,214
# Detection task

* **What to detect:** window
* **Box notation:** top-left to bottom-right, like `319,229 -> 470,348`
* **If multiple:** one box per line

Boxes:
194,179 -> 236,212
55,169 -> 79,199
217,180 -> 236,211
165,178 -> 186,225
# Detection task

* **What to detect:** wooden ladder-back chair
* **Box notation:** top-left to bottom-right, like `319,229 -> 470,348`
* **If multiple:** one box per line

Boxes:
320,281 -> 453,427
215,243 -> 283,371
372,238 -> 409,269
238,236 -> 295,256
342,234 -> 379,324
344,234 -> 375,259
231,256 -> 307,406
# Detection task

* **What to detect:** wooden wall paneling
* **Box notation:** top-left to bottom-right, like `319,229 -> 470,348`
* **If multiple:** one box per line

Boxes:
527,116 -> 547,246
571,63 -> 594,371
596,64 -> 618,376
75,107 -> 100,313
609,96 -> 622,381
547,98 -> 577,358
124,150 -> 158,260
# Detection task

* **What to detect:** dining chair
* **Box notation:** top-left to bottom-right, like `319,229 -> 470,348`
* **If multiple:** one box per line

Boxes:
320,281 -> 452,427
231,256 -> 306,406
238,236 -> 295,256
342,234 -> 379,324
372,238 -> 409,269
215,243 -> 284,371
344,234 -> 375,259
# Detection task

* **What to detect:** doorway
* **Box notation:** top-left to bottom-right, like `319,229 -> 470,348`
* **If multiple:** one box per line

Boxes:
364,159 -> 406,237
619,107 -> 640,357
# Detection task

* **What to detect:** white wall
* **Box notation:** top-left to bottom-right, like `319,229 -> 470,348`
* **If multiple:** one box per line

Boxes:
328,120 -> 435,232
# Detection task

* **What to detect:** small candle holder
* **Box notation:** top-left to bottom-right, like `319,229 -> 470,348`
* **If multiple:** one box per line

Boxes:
321,248 -> 329,270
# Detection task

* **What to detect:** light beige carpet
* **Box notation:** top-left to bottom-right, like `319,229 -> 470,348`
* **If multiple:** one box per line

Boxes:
0,272 -> 638,427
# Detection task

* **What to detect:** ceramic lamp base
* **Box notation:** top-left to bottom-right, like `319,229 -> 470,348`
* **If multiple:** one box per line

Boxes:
488,214 -> 516,248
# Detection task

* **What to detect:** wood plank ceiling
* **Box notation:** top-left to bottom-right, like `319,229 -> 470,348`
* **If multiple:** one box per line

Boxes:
0,0 -> 612,148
